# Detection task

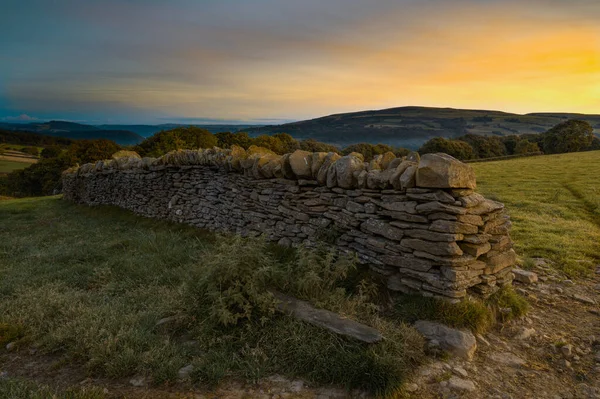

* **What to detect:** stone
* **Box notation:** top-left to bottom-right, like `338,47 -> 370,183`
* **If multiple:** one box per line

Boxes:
401,238 -> 463,256
467,199 -> 504,215
317,153 -> 342,184
459,242 -> 491,257
406,151 -> 420,163
414,320 -> 477,360
453,366 -> 468,378
407,190 -> 456,204
415,201 -> 467,215
512,268 -> 538,284
336,155 -> 365,189
380,151 -> 396,169
361,219 -> 404,241
429,220 -> 478,234
404,383 -> 419,393
273,291 -> 382,343
311,152 -> 329,178
288,150 -> 313,178
399,165 -> 418,189
416,153 -> 476,189
447,377 -> 476,392
572,294 -> 596,305
489,352 -> 526,367
484,249 -> 517,273
456,214 -> 484,226
403,229 -> 463,242
178,364 -> 194,379
389,161 -> 415,190
129,376 -> 146,387
380,255 -> 433,271
515,327 -> 536,340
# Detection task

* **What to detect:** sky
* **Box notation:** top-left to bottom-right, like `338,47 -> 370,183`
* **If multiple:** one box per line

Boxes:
1,0 -> 599,124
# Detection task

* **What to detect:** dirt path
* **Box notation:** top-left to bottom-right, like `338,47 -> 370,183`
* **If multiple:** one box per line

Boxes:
407,259 -> 600,399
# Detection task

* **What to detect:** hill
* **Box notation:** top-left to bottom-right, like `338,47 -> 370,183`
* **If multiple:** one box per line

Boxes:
245,106 -> 600,149
0,121 -> 144,146
98,123 -> 259,137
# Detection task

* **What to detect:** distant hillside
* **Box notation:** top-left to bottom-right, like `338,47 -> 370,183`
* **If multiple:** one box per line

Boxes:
98,124 -> 259,137
0,121 -> 144,146
245,106 -> 600,149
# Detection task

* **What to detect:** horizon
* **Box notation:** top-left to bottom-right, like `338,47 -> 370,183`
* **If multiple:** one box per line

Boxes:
3,104 -> 599,127
2,0 -> 599,124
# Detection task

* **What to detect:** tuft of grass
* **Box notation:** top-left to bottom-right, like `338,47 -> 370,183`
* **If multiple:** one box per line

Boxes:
0,322 -> 25,346
487,286 -> 529,322
392,295 -> 494,334
0,378 -> 107,399
473,150 -> 600,277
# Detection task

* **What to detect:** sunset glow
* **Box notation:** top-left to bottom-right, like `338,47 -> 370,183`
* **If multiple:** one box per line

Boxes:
1,0 -> 599,123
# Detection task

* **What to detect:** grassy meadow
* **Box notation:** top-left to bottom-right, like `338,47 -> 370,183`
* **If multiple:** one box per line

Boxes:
0,196 -> 427,397
0,159 -> 31,174
473,150 -> 600,276
2,150 -> 595,397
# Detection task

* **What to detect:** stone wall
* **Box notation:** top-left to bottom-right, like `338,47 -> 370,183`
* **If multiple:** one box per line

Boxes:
62,146 -> 516,300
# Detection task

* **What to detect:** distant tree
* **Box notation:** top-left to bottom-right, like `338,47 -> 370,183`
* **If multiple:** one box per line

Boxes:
394,147 -> 411,157
514,139 -> 540,154
1,139 -> 122,197
584,136 -> 600,151
342,143 -> 396,161
458,134 -> 506,158
298,139 -> 339,153
21,147 -> 40,156
501,135 -> 520,155
40,146 -> 63,159
215,131 -> 252,149
543,120 -> 594,154
136,126 -> 218,157
418,137 -> 475,160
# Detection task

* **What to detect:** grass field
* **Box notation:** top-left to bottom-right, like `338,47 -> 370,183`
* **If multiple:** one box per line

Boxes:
3,151 -> 593,396
0,196 -> 429,397
473,150 -> 600,276
0,159 -> 32,174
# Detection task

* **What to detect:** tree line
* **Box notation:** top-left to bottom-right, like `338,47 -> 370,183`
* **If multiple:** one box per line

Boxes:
0,119 -> 598,197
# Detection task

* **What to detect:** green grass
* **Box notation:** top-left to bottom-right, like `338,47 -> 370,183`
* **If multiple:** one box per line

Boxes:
0,378 -> 107,399
473,150 -> 600,276
0,196 -> 424,395
0,159 -> 31,173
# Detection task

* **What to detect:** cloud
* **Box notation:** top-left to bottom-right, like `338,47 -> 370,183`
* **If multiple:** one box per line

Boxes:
2,0 -> 600,123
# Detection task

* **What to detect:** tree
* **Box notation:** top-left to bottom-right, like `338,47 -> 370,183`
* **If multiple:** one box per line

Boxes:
299,139 -> 339,153
514,139 -> 540,154
543,120 -> 594,154
41,146 -> 63,159
418,137 -> 475,160
215,132 -> 252,149
458,134 -> 506,159
136,126 -> 218,157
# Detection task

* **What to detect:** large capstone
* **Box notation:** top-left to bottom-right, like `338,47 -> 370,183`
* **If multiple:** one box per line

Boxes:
416,153 -> 476,189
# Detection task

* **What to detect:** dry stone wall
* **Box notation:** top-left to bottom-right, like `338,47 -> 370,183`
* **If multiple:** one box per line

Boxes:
62,146 -> 517,300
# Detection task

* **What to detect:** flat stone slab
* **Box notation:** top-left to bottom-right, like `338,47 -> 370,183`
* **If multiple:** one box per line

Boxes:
272,291 -> 382,343
414,320 -> 477,360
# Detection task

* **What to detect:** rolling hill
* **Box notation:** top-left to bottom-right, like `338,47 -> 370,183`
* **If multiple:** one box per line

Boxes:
245,106 -> 600,149
0,121 -> 145,146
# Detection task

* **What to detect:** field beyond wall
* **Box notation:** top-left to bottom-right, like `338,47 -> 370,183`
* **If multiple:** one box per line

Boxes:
473,150 -> 600,276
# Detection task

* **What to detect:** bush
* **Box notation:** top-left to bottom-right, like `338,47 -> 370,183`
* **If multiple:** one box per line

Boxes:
458,134 -> 507,158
